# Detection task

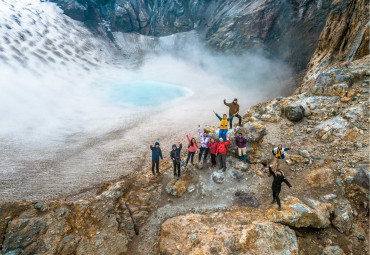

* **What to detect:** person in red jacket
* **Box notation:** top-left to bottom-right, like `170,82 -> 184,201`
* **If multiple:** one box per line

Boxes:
185,133 -> 200,167
216,137 -> 230,172
207,138 -> 218,167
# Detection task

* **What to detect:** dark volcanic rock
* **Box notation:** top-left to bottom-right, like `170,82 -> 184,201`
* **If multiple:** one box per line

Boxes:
234,191 -> 259,208
353,167 -> 370,189
51,0 -> 332,73
285,105 -> 305,122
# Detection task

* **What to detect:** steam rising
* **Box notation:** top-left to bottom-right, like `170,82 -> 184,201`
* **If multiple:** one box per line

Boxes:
0,0 -> 293,200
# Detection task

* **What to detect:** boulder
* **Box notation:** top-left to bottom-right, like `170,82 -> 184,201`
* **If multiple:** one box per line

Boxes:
353,167 -> 370,189
268,196 -> 333,228
312,69 -> 354,96
159,212 -> 298,255
229,168 -> 243,181
0,190 -> 131,255
332,200 -> 353,234
321,245 -> 345,255
314,116 -> 350,139
165,179 -> 188,197
234,191 -> 259,207
306,169 -> 334,187
285,105 -> 305,122
238,222 -> 298,255
212,171 -> 225,184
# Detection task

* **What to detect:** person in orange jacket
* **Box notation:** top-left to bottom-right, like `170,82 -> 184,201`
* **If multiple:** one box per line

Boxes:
216,137 -> 230,172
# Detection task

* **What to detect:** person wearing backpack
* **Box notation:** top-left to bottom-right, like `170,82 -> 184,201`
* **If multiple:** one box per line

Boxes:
198,125 -> 210,163
272,144 -> 294,169
224,98 -> 242,129
213,109 -> 236,141
170,142 -> 182,179
207,138 -> 218,167
150,142 -> 163,175
185,134 -> 200,167
216,137 -> 231,172
268,164 -> 293,211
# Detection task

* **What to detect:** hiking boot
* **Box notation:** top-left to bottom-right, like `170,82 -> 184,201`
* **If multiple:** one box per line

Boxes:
278,205 -> 282,211
152,171 -> 156,176
156,171 -> 161,175
271,199 -> 276,204
203,159 -> 206,163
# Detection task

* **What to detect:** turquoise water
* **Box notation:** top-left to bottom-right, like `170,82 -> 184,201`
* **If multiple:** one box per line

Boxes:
109,81 -> 186,107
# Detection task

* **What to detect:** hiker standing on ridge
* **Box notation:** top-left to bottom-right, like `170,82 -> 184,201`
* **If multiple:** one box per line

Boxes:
198,125 -> 210,163
150,142 -> 163,175
236,133 -> 247,162
185,134 -> 199,167
268,164 -> 293,211
213,109 -> 236,141
170,142 -> 182,179
207,138 -> 218,167
272,144 -> 294,169
224,98 -> 242,129
216,137 -> 230,172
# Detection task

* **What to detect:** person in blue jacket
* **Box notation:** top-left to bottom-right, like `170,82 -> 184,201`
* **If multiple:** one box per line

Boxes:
170,141 -> 182,179
150,142 -> 163,175
213,109 -> 236,141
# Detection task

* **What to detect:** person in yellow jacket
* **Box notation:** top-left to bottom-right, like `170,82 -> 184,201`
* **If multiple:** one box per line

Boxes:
224,98 -> 241,129
213,109 -> 236,141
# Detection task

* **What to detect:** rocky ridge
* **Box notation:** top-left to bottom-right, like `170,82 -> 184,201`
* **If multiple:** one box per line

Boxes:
51,0 -> 332,73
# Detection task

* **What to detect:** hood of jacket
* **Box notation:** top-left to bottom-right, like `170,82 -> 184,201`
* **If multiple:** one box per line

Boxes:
155,142 -> 160,146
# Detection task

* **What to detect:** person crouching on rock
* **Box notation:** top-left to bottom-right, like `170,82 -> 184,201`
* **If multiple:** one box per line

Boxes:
236,133 -> 247,162
272,144 -> 294,169
170,142 -> 182,179
207,138 -> 218,167
213,109 -> 236,141
269,164 -> 293,211
150,142 -> 163,176
185,133 -> 200,167
198,125 -> 210,163
224,98 -> 241,129
216,137 -> 230,172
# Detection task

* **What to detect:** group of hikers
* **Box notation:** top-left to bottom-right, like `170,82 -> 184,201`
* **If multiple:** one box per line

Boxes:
150,98 -> 293,210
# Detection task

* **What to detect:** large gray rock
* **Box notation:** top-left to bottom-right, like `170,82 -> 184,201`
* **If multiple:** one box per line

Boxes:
269,197 -> 333,228
312,69 -> 354,96
212,171 -> 225,184
285,105 -> 305,122
353,167 -> 370,189
332,200 -> 353,234
321,245 -> 345,255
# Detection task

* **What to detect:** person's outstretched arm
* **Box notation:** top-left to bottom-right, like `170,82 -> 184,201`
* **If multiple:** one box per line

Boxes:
213,109 -> 222,120
195,142 -> 200,149
150,143 -> 154,150
186,134 -> 191,144
178,142 -> 182,151
198,125 -> 203,138
268,165 -> 276,177
159,148 -> 163,160
223,99 -> 230,106
283,178 -> 292,188
227,112 -> 237,121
